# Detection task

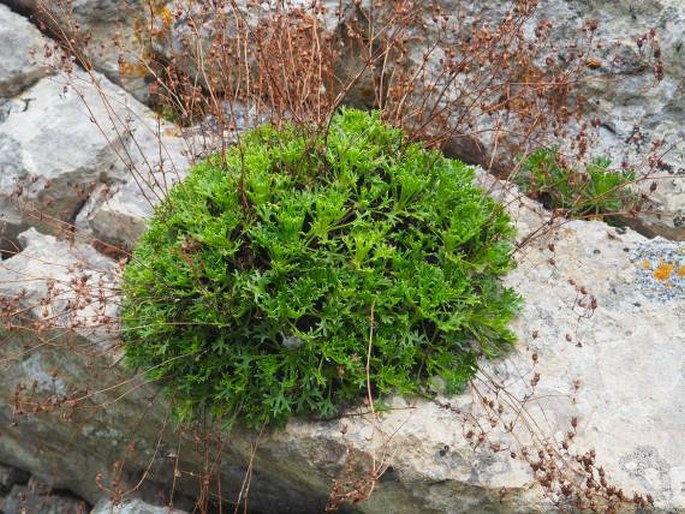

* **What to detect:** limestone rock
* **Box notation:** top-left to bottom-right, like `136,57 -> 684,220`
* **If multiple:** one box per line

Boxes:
0,4 -> 52,98
0,477 -> 88,514
91,497 -> 188,514
315,0 -> 685,240
7,0 -> 683,238
4,0 -> 150,103
75,122 -> 190,250
0,2 -> 683,513
0,69 -> 152,252
432,0 -> 685,240
246,176 -> 685,514
0,228 -> 331,513
1,227 -> 120,344
0,228 -> 175,507
536,0 -> 685,241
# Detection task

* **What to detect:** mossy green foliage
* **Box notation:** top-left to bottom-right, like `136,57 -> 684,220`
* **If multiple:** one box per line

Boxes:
518,147 -> 637,220
121,109 -> 521,429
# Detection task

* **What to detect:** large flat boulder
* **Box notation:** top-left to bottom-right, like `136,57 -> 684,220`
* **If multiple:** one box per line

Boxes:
255,177 -> 685,513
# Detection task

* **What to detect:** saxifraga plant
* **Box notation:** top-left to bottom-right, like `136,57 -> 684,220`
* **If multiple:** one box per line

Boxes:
121,108 -> 521,429
517,146 -> 640,222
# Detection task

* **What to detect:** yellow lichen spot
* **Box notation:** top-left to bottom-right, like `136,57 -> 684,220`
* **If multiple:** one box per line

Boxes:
653,262 -> 674,282
118,59 -> 148,78
641,260 -> 652,270
160,6 -> 173,28
677,266 -> 685,279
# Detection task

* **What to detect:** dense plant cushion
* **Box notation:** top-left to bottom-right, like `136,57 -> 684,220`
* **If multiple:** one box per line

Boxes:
121,109 -> 521,429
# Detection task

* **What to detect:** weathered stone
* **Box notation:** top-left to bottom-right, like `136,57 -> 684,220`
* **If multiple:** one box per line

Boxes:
536,0 -> 685,241
150,0 -> 360,104
0,4 -> 52,98
0,2 -> 684,513
73,99 -> 278,251
77,124 -> 190,250
175,0 -> 685,240
0,229 -> 333,513
241,175 -> 684,514
4,0 -> 150,103
0,228 -> 179,506
91,497 -> 189,514
1,227 -> 120,343
431,0 -> 685,240
0,478 -> 88,514
0,463 -> 30,496
0,68 -> 153,251
8,0 -> 683,239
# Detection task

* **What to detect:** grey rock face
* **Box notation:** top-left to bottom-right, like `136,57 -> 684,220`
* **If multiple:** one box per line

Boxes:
7,0 -> 683,242
0,229 -> 329,511
431,0 -> 685,240
76,124 -> 190,250
0,2 -> 683,513
0,477 -> 89,514
0,68 -> 157,252
0,462 -> 93,513
1,227 -> 120,345
539,0 -> 685,241
3,0 -> 150,103
252,176 -> 685,514
0,229 -> 174,507
0,4 -> 52,98
91,497 -> 188,514
149,0 -> 354,101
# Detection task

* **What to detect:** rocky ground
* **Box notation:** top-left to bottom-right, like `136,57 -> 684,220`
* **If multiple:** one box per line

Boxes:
0,462 -> 186,514
0,1 -> 683,513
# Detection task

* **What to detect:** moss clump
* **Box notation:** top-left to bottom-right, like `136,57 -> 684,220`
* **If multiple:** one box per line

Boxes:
121,108 -> 521,429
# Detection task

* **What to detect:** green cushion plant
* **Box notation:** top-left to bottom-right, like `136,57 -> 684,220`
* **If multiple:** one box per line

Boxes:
121,108 -> 521,429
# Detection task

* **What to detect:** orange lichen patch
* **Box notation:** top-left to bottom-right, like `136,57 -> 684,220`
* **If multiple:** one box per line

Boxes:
641,260 -> 652,269
586,58 -> 602,69
653,262 -> 674,282
677,266 -> 685,279
164,127 -> 183,137
160,6 -> 173,28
